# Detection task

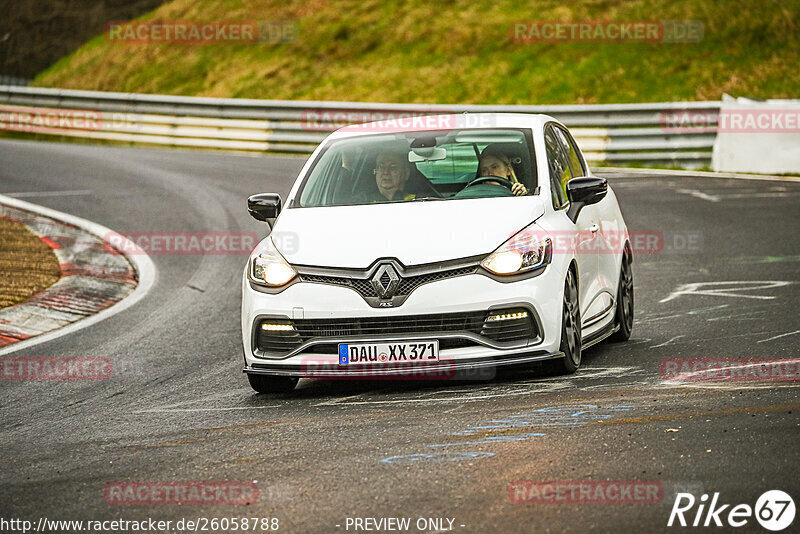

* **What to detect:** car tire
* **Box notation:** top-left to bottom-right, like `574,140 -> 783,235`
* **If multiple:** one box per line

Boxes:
247,374 -> 298,394
610,250 -> 634,342
549,268 -> 582,375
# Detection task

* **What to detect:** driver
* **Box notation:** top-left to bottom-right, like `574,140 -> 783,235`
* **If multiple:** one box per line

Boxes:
477,146 -> 528,196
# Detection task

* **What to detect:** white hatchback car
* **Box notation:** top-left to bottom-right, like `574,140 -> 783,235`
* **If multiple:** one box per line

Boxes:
242,113 -> 633,393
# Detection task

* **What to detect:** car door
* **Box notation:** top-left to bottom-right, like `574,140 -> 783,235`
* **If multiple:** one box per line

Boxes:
543,124 -> 599,321
554,125 -> 616,332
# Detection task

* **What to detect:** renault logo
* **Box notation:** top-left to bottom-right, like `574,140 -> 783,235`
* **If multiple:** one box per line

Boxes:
371,264 -> 400,299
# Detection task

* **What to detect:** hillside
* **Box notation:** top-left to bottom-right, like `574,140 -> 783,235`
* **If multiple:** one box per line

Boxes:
31,0 -> 800,104
1,0 -> 165,80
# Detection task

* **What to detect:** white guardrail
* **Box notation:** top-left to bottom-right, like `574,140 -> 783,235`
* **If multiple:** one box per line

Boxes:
0,85 -> 721,167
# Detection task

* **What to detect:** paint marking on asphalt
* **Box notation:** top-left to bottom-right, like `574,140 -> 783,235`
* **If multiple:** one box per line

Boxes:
636,305 -> 729,324
734,255 -> 800,264
706,310 -> 768,322
381,452 -> 495,464
597,166 -> 800,183
428,433 -> 546,448
662,381 -> 800,391
384,405 -> 634,463
661,358 -> 800,383
757,330 -> 800,344
719,192 -> 800,199
315,367 -> 644,406
429,404 -> 800,440
650,335 -> 686,348
659,280 -> 792,303
133,406 -> 282,413
5,189 -> 93,198
596,404 -> 800,425
314,392 -> 371,407
676,188 -> 721,202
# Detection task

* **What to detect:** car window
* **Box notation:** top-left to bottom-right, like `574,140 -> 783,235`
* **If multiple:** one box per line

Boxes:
296,129 -> 536,207
555,127 -> 585,178
543,125 -> 572,209
414,142 -> 478,185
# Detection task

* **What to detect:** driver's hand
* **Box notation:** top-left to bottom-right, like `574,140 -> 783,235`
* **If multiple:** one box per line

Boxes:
511,183 -> 528,196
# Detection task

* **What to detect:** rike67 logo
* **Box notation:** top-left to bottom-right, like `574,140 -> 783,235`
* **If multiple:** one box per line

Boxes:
668,490 -> 795,531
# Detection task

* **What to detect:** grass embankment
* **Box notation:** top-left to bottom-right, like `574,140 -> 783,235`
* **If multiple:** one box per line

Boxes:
33,0 -> 800,104
0,216 -> 62,309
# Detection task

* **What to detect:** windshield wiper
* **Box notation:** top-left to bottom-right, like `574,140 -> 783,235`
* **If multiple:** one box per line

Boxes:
411,196 -> 447,201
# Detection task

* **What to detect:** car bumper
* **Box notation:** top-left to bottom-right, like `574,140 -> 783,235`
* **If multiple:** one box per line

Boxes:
241,266 -> 564,377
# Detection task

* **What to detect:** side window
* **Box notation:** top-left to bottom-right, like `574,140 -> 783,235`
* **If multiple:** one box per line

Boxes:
555,127 -> 585,178
543,126 -> 573,209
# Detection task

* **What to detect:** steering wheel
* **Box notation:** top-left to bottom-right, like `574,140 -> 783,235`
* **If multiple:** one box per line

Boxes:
463,175 -> 515,190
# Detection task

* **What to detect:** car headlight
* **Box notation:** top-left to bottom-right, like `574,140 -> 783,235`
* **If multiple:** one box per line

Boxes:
481,225 -> 552,275
249,238 -> 297,287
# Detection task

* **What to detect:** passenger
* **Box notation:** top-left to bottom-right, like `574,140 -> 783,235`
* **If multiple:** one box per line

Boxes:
477,147 -> 528,196
357,150 -> 415,202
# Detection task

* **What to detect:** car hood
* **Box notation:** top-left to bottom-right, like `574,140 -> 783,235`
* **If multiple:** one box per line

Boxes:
270,197 -> 546,268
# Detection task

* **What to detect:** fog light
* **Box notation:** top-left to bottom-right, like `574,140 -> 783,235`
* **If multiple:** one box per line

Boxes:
261,323 -> 295,331
486,311 -> 529,322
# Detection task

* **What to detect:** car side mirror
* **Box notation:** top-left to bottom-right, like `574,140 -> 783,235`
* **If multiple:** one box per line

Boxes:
248,193 -> 282,225
566,177 -> 607,222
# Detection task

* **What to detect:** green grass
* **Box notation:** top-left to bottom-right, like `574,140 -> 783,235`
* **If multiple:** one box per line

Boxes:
31,0 -> 800,104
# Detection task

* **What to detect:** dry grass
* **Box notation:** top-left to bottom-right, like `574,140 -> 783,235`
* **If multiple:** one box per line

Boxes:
0,216 -> 62,309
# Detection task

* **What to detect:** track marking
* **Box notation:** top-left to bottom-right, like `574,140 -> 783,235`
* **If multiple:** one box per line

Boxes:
676,188 -> 720,202
734,255 -> 800,264
757,330 -> 800,344
636,304 -> 729,323
315,367 -> 644,406
5,189 -> 93,198
659,281 -> 792,303
133,406 -> 282,413
597,166 -> 800,183
131,390 -> 283,413
661,358 -> 800,383
381,452 -> 495,464
0,194 -> 156,357
650,335 -> 685,348
596,404 -> 800,425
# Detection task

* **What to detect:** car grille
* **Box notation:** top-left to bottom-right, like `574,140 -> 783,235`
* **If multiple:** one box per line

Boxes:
299,266 -> 477,299
255,308 -> 537,355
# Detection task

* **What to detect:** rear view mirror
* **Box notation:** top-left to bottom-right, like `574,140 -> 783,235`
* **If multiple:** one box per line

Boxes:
409,147 -> 447,162
248,193 -> 282,224
566,177 -> 607,222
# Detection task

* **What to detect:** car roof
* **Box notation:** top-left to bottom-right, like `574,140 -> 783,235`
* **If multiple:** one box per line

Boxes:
328,112 -> 562,139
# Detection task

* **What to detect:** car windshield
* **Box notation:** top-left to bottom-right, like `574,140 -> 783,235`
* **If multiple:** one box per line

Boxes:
296,128 -> 536,207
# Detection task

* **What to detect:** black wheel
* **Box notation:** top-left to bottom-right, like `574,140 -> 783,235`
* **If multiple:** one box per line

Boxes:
610,251 -> 634,342
247,374 -> 298,394
548,268 -> 582,375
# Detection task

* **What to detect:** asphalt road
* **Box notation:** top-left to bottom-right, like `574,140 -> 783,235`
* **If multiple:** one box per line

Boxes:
0,139 -> 798,534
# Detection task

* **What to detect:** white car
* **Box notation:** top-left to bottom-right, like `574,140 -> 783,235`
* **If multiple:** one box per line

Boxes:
241,113 -> 633,393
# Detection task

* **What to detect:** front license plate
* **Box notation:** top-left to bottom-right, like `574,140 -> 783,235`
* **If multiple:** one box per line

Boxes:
338,341 -> 439,365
